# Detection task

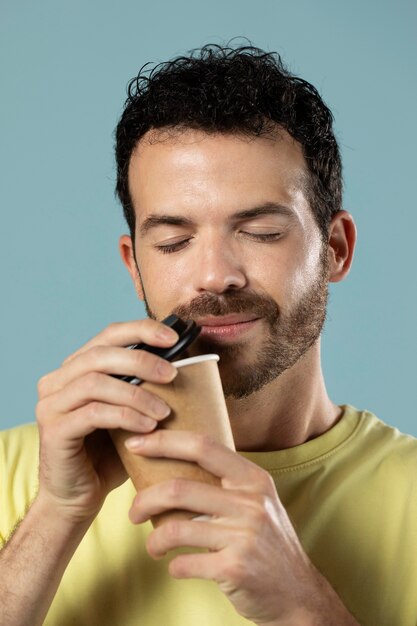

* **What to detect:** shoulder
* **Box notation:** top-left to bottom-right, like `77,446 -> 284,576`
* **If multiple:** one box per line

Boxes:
357,407 -> 417,450
0,422 -> 39,492
350,406 -> 417,475
0,422 -> 39,467
0,423 -> 39,543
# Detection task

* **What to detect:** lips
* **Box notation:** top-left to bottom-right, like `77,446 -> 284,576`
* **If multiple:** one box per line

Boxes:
195,314 -> 260,327
195,315 -> 261,341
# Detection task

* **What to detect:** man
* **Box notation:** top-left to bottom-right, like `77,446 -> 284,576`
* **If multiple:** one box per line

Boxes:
1,43 -> 416,626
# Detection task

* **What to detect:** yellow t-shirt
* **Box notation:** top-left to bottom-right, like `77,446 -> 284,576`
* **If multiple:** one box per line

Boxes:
1,405 -> 416,626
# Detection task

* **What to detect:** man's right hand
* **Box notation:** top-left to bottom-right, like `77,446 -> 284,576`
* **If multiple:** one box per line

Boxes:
35,318 -> 179,525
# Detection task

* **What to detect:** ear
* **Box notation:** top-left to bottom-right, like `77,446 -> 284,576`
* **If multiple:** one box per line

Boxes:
326,210 -> 357,283
119,235 -> 145,300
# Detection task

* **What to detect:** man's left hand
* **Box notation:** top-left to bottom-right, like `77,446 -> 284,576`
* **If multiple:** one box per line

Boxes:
126,430 -> 358,626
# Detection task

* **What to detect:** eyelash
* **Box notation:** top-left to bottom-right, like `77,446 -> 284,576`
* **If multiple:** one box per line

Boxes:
156,232 -> 281,254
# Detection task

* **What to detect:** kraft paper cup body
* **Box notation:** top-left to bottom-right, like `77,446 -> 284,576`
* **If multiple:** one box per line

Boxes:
109,354 -> 234,527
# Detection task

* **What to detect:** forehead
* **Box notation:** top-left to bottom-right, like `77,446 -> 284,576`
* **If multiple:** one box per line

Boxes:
128,128 -> 310,222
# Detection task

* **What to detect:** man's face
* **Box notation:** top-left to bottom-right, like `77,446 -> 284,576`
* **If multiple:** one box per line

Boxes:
125,128 -> 329,399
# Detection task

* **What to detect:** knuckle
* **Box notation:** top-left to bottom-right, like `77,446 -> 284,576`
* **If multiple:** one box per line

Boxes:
38,421 -> 57,452
168,478 -> 187,500
106,321 -> 121,334
118,404 -> 130,423
35,398 -> 48,423
87,345 -> 105,363
83,372 -> 102,393
132,348 -> 147,370
120,404 -> 141,426
224,557 -> 246,585
100,322 -> 120,342
86,401 -> 101,423
193,433 -> 213,456
164,519 -> 181,540
37,375 -> 50,398
247,497 -> 269,526
129,382 -> 144,405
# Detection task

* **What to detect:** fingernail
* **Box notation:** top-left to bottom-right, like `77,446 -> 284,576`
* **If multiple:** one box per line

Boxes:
125,436 -> 145,450
157,327 -> 178,341
157,359 -> 177,379
143,417 -> 158,430
152,399 -> 171,419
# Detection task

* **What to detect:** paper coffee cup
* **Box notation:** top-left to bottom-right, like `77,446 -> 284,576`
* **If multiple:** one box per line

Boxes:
110,354 -> 235,527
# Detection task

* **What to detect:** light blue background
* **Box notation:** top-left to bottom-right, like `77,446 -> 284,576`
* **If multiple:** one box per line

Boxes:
1,0 -> 416,434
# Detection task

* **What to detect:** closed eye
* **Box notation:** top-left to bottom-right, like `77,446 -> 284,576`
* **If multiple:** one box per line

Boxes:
155,232 -> 282,254
241,232 -> 282,241
156,238 -> 193,254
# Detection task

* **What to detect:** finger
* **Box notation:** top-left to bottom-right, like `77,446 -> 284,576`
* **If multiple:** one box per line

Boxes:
67,402 -> 158,436
38,372 -> 172,422
130,479 -> 245,524
41,402 -> 161,444
40,345 -> 177,396
63,318 -> 178,365
146,519 -> 231,559
125,430 -> 272,492
169,551 -> 223,581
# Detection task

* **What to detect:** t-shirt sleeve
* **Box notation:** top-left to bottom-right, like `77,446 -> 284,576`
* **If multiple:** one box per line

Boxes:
0,433 -> 6,547
0,424 -> 39,548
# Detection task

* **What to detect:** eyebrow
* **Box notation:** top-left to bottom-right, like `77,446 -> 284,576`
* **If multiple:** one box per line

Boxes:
138,202 -> 297,237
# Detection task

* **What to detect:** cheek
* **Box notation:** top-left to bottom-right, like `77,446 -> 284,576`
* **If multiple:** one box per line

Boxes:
291,238 -> 323,295
268,235 -> 323,306
138,252 -> 192,309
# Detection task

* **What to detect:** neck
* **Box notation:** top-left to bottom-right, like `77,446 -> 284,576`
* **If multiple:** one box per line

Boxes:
225,339 -> 342,452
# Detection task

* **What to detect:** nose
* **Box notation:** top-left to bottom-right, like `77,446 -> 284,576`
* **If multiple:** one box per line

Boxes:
192,232 -> 247,294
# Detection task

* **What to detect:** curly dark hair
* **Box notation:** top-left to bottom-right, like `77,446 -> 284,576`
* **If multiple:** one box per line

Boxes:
115,42 -> 342,243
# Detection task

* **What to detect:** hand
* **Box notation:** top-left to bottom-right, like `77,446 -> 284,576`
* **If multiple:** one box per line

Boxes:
35,319 -> 179,524
126,430 -> 329,626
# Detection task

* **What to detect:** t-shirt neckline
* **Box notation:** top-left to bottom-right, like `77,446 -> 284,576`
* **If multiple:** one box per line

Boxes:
238,404 -> 363,472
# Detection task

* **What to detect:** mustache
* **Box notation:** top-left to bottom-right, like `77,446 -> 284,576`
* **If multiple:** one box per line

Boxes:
173,291 -> 279,325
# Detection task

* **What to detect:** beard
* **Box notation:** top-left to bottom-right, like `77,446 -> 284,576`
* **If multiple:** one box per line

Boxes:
140,246 -> 329,400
